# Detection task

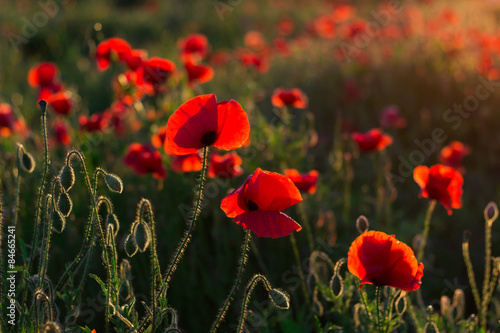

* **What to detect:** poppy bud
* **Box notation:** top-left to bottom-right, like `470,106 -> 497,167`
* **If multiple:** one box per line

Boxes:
106,213 -> 120,238
39,99 -> 47,114
20,150 -> 35,173
133,222 -> 151,253
52,210 -> 66,233
268,288 -> 290,310
356,215 -> 369,234
395,291 -> 407,316
60,165 -> 75,191
329,273 -> 343,298
57,192 -> 73,217
452,289 -> 465,320
43,322 -> 61,333
484,202 -> 498,223
124,234 -> 138,257
440,296 -> 451,316
105,173 -> 123,193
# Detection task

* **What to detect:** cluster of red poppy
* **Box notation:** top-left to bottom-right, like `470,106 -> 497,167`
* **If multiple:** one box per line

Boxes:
0,103 -> 27,137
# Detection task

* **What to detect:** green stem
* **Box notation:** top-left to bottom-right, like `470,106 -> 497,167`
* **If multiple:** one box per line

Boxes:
23,102 -> 50,310
358,286 -> 374,324
462,241 -> 481,311
289,233 -> 310,307
134,147 -> 209,333
13,145 -> 22,230
481,217 -> 494,330
237,274 -> 272,333
210,230 -> 251,332
376,287 -> 381,333
417,200 -> 436,263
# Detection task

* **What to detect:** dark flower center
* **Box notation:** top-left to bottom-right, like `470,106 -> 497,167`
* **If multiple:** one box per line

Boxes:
201,131 -> 217,146
247,200 -> 259,211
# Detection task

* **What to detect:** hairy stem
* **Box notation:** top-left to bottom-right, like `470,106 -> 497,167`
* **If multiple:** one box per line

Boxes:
417,200 -> 436,263
237,274 -> 272,333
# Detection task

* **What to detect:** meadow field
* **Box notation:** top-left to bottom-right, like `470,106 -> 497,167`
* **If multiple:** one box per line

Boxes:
2,0 -> 500,331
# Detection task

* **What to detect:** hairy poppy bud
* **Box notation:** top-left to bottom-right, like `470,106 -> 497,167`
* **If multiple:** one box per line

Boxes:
485,202 -> 498,223
52,210 -> 66,233
105,173 -> 123,193
20,150 -> 35,173
330,273 -> 343,298
452,289 -> 465,320
356,215 -> 369,234
124,234 -> 138,257
268,288 -> 290,310
60,165 -> 75,191
119,259 -> 132,280
440,296 -> 451,316
57,192 -> 73,217
133,222 -> 151,253
395,291 -> 407,315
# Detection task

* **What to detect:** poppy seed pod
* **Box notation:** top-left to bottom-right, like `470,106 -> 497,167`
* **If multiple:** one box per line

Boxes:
60,165 -> 75,191
484,202 -> 498,223
20,150 -> 35,173
52,210 -> 66,233
268,288 -> 290,310
356,215 -> 369,234
105,173 -> 123,193
124,234 -> 138,257
57,192 -> 73,217
133,222 -> 151,253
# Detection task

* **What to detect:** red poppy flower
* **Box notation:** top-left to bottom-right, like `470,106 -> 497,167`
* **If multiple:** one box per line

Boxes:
284,169 -> 318,194
208,152 -> 243,179
379,105 -> 407,128
352,129 -> 393,152
244,31 -> 267,51
273,37 -> 291,57
139,57 -> 176,93
314,16 -> 336,39
271,88 -> 308,109
124,143 -> 166,179
95,38 -> 132,71
185,61 -> 214,87
178,33 -> 209,62
0,103 -> 21,137
79,113 -> 109,132
164,94 -> 250,155
348,231 -> 424,292
47,91 -> 73,115
125,49 -> 147,71
171,152 -> 203,173
221,168 -> 303,238
53,120 -> 71,146
28,62 -> 59,88
277,17 -> 295,36
152,127 -> 167,149
237,49 -> 270,73
413,164 -> 463,215
438,141 -> 470,170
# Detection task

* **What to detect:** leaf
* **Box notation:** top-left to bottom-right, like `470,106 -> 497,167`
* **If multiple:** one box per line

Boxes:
89,274 -> 107,294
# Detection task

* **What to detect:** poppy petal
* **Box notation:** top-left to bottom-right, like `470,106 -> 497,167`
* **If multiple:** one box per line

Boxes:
245,168 -> 302,211
165,94 -> 218,155
213,100 -> 250,151
234,211 -> 301,238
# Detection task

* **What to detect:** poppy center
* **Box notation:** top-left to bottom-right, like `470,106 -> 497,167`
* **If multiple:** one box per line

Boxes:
201,131 -> 217,146
247,200 -> 259,211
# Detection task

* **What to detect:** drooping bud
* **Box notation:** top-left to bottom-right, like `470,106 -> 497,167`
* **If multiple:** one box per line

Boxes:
484,202 -> 498,224
356,215 -> 369,234
20,149 -> 35,173
133,222 -> 151,253
124,234 -> 138,257
59,165 -> 75,191
440,296 -> 451,316
57,192 -> 73,217
105,173 -> 123,193
395,291 -> 407,316
268,288 -> 290,310
52,210 -> 66,233
330,273 -> 343,298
